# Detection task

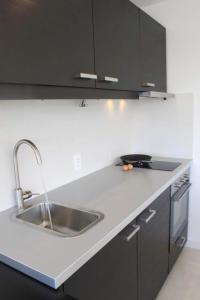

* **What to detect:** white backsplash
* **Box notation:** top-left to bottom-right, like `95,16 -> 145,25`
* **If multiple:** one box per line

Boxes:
0,95 -> 193,212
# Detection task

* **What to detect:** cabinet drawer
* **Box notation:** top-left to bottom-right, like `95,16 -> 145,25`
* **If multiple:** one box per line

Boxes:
169,225 -> 188,271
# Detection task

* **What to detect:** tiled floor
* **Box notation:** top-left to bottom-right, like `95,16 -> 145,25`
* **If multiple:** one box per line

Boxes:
157,247 -> 200,300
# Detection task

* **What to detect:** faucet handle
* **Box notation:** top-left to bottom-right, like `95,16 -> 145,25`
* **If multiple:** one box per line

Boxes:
22,191 -> 40,200
31,193 -> 40,197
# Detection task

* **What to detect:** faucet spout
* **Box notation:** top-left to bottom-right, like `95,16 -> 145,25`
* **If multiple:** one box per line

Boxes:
13,139 -> 42,209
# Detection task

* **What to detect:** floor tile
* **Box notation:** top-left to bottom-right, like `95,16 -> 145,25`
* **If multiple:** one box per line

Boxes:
157,247 -> 200,300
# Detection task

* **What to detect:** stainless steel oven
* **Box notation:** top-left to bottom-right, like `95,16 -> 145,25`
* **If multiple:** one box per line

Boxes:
169,169 -> 191,269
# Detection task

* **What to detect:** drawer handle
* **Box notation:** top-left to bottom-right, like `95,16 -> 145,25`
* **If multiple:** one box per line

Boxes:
76,73 -> 97,80
99,76 -> 119,83
177,236 -> 186,248
142,82 -> 156,88
140,209 -> 157,223
123,225 -> 140,242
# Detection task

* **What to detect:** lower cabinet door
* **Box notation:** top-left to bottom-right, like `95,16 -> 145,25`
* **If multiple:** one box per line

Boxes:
138,188 -> 171,300
64,221 -> 139,300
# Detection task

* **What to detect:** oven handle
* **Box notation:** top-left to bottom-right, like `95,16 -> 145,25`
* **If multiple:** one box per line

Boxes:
172,183 -> 192,202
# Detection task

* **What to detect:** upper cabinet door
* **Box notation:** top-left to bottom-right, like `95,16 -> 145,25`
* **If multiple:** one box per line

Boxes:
140,10 -> 167,92
0,0 -> 95,88
93,0 -> 140,91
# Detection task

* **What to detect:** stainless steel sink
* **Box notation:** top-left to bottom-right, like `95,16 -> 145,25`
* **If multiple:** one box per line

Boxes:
15,202 -> 104,237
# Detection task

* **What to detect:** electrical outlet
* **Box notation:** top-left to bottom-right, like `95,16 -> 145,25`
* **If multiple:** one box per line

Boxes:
73,154 -> 82,171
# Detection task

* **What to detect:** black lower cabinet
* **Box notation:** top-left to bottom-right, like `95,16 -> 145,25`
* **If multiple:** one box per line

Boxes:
137,187 -> 171,300
64,188 -> 171,300
64,221 -> 139,300
0,262 -> 69,300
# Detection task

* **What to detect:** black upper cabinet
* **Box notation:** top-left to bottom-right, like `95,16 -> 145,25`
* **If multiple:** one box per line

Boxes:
138,188 -> 170,300
140,10 -> 167,92
0,0 -> 167,98
0,0 -> 95,88
93,0 -> 141,91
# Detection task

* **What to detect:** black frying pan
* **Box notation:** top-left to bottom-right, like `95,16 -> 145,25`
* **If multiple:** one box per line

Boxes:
120,154 -> 152,164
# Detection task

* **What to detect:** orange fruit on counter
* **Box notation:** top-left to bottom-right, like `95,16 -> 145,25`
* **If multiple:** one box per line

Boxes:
128,164 -> 133,170
122,165 -> 129,172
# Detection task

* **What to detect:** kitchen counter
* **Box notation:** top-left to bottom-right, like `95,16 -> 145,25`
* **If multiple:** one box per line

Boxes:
0,157 -> 192,289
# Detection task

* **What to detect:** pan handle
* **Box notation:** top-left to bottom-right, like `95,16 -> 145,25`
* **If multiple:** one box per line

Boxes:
122,160 -> 153,164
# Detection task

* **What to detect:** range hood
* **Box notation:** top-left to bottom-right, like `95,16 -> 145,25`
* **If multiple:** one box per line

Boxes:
139,91 -> 175,100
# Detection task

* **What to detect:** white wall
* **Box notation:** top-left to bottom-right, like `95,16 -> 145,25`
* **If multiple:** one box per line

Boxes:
0,99 -> 135,211
0,95 -> 193,211
141,0 -> 200,248
129,94 -> 194,158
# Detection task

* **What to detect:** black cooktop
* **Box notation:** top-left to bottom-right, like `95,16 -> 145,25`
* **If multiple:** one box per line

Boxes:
132,161 -> 181,171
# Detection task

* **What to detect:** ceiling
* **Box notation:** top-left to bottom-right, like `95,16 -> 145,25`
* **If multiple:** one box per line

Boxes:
131,0 -> 167,8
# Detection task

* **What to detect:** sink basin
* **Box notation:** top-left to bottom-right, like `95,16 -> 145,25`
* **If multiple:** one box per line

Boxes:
15,202 -> 104,237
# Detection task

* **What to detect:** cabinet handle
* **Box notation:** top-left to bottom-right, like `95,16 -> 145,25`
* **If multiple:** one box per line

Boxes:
99,76 -> 119,83
142,82 -> 156,88
140,209 -> 156,223
123,225 -> 140,242
76,73 -> 97,80
177,236 -> 186,248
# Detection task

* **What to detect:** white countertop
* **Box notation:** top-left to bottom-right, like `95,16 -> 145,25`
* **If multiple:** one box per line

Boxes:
0,157 -> 192,289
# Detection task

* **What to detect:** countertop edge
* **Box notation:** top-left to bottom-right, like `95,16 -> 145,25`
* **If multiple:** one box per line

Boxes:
0,253 -> 56,288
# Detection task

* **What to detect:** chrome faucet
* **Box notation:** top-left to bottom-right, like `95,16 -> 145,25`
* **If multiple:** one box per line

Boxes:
13,139 -> 42,210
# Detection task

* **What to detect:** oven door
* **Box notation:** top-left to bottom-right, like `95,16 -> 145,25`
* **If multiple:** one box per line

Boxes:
170,182 -> 191,246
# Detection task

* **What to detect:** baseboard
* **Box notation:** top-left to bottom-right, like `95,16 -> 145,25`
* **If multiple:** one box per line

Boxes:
186,240 -> 200,250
